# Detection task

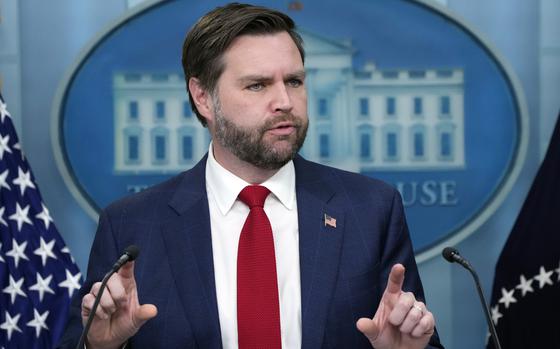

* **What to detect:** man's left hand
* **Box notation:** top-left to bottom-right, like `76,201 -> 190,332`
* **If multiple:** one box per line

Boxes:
356,264 -> 435,349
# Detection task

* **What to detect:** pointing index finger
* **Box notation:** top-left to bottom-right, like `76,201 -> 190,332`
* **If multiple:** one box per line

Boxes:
385,263 -> 405,295
117,260 -> 136,281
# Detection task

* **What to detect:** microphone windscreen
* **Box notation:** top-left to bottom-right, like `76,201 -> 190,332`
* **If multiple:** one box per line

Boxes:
442,246 -> 459,263
124,245 -> 140,261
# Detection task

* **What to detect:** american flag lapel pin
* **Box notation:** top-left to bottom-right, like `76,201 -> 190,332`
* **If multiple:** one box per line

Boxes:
324,213 -> 337,228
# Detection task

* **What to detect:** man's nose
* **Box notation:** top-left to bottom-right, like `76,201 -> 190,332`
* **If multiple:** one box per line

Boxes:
270,83 -> 293,112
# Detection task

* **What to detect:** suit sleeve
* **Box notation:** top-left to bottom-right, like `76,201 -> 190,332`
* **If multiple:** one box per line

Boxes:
56,209 -> 122,349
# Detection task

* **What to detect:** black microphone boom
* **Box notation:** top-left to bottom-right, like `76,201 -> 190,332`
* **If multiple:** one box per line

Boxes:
442,247 -> 502,349
76,245 -> 140,349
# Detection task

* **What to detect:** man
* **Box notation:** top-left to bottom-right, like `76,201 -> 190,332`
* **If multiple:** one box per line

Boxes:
59,3 -> 443,348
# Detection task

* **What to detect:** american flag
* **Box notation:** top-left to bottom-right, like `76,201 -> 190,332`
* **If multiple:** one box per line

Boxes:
324,213 -> 336,228
486,112 -> 560,348
0,93 -> 82,348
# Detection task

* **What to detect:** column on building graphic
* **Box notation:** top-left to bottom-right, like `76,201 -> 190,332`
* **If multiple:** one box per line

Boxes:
113,73 -> 210,174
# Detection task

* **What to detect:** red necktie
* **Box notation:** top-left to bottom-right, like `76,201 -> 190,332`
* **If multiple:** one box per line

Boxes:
237,185 -> 282,349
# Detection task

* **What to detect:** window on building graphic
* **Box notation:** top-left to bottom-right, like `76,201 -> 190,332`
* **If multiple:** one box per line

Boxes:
318,98 -> 328,118
155,101 -> 165,120
183,101 -> 192,119
129,101 -> 139,120
436,122 -> 455,161
440,96 -> 450,116
319,134 -> 330,158
360,133 -> 371,159
441,133 -> 451,157
182,135 -> 193,161
152,74 -> 168,82
124,73 -> 141,82
128,136 -> 139,161
410,124 -> 426,160
155,136 -> 166,160
177,127 -> 196,164
355,71 -> 372,79
382,71 -> 399,79
382,124 -> 401,162
359,98 -> 369,117
358,125 -> 374,161
151,127 -> 169,165
409,70 -> 426,78
386,97 -> 396,116
413,97 -> 423,116
414,132 -> 424,157
387,133 -> 397,158
123,126 -> 143,165
436,70 -> 453,78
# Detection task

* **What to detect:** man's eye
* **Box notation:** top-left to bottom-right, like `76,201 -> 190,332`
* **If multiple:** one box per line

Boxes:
287,79 -> 303,88
247,83 -> 265,91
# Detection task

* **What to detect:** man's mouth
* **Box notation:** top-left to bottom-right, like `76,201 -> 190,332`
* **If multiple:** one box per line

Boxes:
267,122 -> 297,136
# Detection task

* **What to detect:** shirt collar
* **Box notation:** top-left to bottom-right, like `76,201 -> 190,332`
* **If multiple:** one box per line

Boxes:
205,143 -> 296,215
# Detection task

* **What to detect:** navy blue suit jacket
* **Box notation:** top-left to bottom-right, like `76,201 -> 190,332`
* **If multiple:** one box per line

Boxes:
58,155 -> 443,348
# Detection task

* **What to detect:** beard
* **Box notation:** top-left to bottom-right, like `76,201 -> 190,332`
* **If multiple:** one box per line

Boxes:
212,96 -> 308,170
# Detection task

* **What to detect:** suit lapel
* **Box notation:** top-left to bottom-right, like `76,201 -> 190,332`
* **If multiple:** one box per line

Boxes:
161,156 -> 223,348
295,157 -> 345,349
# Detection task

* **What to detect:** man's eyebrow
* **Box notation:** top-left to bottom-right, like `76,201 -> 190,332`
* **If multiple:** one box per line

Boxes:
286,70 -> 306,80
237,70 -> 307,84
238,75 -> 273,85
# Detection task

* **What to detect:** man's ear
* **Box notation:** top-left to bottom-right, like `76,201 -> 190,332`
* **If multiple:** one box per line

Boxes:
188,77 -> 214,124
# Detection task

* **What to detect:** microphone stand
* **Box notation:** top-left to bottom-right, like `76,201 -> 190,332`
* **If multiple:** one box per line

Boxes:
461,261 -> 502,349
442,247 -> 502,349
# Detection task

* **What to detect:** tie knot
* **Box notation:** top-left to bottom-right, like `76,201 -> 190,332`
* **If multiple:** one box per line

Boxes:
238,185 -> 270,208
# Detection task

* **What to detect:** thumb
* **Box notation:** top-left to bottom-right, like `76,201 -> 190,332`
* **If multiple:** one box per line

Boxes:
133,304 -> 158,328
356,317 -> 380,342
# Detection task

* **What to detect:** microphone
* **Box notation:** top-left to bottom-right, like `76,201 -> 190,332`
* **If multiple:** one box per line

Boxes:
442,246 -> 472,269
76,245 -> 140,349
111,245 -> 140,272
442,247 -> 502,349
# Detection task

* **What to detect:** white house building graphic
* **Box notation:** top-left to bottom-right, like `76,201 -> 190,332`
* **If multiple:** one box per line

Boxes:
112,31 -> 465,175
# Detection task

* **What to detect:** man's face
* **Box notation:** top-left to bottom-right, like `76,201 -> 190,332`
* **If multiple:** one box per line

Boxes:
209,32 -> 308,170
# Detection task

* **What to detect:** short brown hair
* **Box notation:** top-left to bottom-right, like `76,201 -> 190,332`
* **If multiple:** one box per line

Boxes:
182,3 -> 305,126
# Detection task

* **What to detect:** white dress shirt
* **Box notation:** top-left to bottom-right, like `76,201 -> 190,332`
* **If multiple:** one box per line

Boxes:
205,146 -> 302,349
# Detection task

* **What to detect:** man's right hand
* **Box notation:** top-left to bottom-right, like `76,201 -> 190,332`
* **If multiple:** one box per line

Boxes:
81,261 -> 158,349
